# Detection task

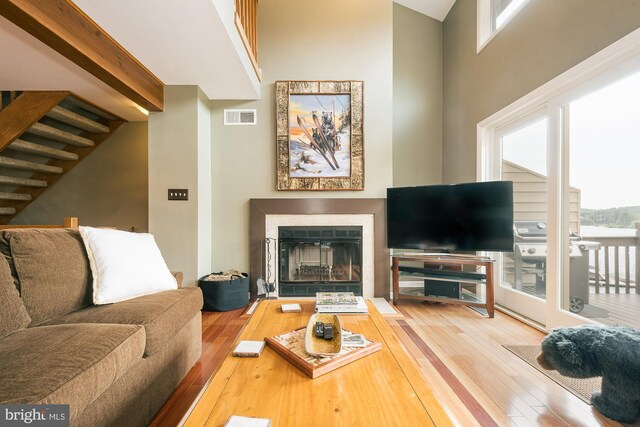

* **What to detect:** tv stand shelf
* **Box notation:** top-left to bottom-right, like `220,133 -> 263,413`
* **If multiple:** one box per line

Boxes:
392,254 -> 495,317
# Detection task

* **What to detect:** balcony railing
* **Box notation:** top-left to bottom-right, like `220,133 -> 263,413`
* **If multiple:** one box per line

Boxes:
583,223 -> 640,294
235,0 -> 261,81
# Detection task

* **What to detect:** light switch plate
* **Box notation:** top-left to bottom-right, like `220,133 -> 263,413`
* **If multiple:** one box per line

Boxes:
168,189 -> 188,201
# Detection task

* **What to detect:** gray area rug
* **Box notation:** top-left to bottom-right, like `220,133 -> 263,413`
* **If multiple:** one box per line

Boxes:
504,345 -> 602,404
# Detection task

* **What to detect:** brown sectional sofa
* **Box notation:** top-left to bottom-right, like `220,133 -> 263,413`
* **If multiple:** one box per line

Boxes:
0,228 -> 203,426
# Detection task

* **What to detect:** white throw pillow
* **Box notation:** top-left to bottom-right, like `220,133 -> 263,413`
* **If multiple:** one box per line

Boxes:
79,226 -> 177,305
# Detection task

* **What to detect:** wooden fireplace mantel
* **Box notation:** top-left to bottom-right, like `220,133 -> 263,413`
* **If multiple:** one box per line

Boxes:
249,198 -> 389,299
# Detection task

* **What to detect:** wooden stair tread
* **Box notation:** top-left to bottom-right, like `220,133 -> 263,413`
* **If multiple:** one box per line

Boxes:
8,139 -> 79,160
27,122 -> 94,147
0,175 -> 47,187
66,97 -> 118,121
46,106 -> 109,133
0,156 -> 62,173
0,192 -> 31,201
0,90 -> 125,225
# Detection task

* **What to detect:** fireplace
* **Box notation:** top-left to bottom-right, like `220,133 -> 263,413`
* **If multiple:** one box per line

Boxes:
249,198 -> 390,299
278,226 -> 363,296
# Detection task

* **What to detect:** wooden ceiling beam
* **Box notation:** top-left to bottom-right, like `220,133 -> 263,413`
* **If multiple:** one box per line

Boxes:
0,91 -> 69,152
0,0 -> 164,112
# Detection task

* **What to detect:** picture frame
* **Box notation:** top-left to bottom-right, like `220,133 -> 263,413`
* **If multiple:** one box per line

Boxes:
276,80 -> 364,191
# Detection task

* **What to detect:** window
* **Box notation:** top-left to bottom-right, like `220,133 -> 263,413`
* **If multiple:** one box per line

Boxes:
477,0 -> 532,52
478,28 -> 640,329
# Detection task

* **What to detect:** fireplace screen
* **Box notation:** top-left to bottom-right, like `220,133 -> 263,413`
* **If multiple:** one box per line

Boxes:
278,226 -> 362,296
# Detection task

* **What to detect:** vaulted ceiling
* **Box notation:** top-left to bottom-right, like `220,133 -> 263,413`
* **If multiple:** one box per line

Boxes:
394,0 -> 456,21
0,0 -> 454,121
0,0 -> 260,121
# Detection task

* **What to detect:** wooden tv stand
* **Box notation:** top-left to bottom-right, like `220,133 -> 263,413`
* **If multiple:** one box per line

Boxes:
392,254 -> 495,318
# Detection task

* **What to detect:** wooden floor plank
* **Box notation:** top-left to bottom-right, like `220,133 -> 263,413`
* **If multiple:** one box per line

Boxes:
148,307 -> 248,427
393,301 -> 629,427
389,323 -> 481,427
397,319 -> 498,427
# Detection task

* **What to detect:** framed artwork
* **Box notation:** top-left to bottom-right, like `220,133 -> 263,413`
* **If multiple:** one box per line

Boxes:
276,80 -> 364,191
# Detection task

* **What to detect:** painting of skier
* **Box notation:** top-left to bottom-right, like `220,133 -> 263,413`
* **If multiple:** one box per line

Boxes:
275,80 -> 363,191
288,94 -> 351,178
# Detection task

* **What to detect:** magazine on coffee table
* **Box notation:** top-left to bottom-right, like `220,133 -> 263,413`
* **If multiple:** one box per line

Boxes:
315,292 -> 368,313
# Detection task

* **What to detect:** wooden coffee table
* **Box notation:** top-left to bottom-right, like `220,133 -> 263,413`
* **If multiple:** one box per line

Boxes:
183,300 -> 452,427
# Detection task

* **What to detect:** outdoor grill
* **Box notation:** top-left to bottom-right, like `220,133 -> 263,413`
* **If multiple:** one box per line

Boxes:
510,221 -> 600,312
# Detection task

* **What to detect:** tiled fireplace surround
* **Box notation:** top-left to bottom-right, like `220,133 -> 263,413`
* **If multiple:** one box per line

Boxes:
249,199 -> 389,299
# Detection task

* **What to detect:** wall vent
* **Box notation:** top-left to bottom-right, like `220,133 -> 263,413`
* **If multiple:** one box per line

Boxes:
224,109 -> 257,125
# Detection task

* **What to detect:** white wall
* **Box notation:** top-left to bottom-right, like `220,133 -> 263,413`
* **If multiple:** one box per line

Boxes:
212,0 -> 261,97
197,88 -> 213,280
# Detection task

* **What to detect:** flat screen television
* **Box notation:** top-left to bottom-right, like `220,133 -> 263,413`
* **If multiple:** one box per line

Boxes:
386,181 -> 514,252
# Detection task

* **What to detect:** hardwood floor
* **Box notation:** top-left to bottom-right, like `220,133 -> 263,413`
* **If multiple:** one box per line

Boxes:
150,301 -> 638,427
391,301 -> 636,427
148,307 -> 249,427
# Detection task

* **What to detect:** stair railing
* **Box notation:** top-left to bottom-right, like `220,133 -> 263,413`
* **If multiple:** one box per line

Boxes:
235,0 -> 261,81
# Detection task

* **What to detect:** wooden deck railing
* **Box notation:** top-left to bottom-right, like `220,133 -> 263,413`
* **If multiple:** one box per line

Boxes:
582,223 -> 640,294
235,0 -> 261,81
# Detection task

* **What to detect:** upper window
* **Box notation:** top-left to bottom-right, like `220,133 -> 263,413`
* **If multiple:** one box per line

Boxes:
477,0 -> 531,52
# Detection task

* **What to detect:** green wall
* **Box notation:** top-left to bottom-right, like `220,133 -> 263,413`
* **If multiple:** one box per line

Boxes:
148,86 -> 212,286
393,3 -> 443,187
210,0 -> 394,272
443,0 -> 640,183
12,121 -> 149,231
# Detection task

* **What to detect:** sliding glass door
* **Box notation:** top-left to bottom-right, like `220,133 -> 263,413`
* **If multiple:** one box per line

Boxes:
482,55 -> 640,329
555,70 -> 640,329
493,113 -> 549,324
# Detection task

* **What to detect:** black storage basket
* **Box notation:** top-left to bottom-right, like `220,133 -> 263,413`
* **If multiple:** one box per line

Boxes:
198,272 -> 249,312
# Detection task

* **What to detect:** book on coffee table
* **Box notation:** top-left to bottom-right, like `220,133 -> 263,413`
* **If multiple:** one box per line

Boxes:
281,303 -> 301,313
224,415 -> 271,427
315,296 -> 368,313
232,341 -> 265,357
342,333 -> 366,347
315,292 -> 358,306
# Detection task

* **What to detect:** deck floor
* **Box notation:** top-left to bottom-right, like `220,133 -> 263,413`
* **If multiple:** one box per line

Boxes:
503,283 -> 639,329
588,291 -> 640,329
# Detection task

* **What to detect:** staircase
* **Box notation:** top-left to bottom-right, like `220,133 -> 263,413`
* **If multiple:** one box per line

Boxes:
0,91 -> 125,224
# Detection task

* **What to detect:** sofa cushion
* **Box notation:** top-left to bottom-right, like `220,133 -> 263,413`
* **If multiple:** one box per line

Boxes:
0,229 -> 92,325
0,323 -> 145,421
78,226 -> 177,305
0,255 -> 31,338
46,287 -> 203,356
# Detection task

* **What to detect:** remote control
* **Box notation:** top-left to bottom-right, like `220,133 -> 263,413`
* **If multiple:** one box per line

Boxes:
315,322 -> 324,338
323,324 -> 334,340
